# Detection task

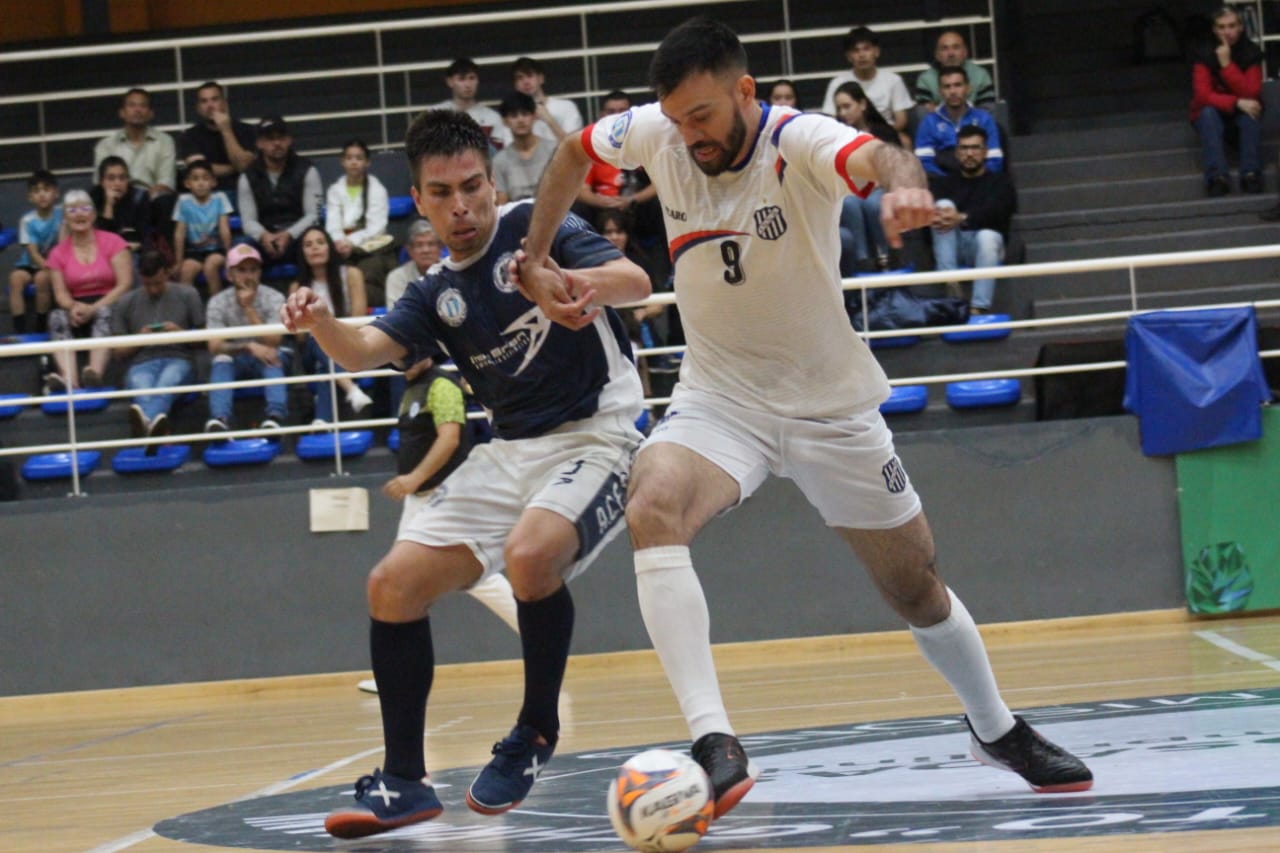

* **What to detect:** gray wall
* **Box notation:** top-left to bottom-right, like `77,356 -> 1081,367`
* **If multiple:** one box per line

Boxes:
0,415 -> 1184,696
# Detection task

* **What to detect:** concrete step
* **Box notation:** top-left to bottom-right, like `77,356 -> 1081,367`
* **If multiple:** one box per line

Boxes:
1018,257 -> 1280,305
1015,197 -> 1277,241
1027,222 -> 1280,262
1032,282 -> 1280,320
1017,171 -> 1245,215
1012,120 -> 1191,160
1024,90 -> 1189,126
1013,147 -> 1197,187
1021,64 -> 1189,101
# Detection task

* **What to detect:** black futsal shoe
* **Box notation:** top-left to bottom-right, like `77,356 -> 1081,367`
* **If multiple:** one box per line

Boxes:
967,715 -> 1094,793
691,732 -> 759,818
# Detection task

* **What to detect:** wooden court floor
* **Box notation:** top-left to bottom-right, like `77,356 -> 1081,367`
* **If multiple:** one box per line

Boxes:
4,609 -> 1280,853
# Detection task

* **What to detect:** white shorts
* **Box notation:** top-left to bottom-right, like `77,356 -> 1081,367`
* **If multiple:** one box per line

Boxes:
396,413 -> 641,584
645,385 -> 921,529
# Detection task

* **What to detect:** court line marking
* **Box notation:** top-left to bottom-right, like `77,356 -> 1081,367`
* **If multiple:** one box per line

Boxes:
1195,629 -> 1280,671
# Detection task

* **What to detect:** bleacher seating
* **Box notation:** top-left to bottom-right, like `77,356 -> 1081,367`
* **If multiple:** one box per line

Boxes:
295,429 -> 375,460
22,450 -> 101,481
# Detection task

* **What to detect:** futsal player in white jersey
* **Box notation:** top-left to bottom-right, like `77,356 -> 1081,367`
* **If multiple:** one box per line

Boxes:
515,16 -> 1093,818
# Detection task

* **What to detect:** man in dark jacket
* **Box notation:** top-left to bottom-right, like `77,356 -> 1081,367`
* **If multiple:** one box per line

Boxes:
236,116 -> 321,261
1189,6 -> 1263,197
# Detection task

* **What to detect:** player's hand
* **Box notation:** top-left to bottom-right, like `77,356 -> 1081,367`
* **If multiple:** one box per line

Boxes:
880,187 -> 936,248
511,249 -> 600,330
381,474 -> 419,501
281,286 -> 333,333
1216,35 -> 1232,67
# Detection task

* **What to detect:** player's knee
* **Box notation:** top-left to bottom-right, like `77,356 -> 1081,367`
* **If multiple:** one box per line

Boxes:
503,538 -> 565,600
624,483 -> 685,542
366,559 -> 428,620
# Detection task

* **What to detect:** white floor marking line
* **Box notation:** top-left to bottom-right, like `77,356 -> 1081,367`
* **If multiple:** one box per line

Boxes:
86,744 -> 384,852
1195,629 -> 1280,672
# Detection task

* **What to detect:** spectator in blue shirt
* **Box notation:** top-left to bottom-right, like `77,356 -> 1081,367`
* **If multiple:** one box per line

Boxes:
914,66 -> 1003,176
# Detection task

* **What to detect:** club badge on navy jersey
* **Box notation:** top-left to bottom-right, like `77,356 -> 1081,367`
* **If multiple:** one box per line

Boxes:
754,205 -> 787,240
492,251 -> 518,294
436,288 -> 467,327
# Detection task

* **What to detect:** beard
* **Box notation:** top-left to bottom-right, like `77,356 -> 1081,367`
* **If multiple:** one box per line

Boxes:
687,110 -> 748,176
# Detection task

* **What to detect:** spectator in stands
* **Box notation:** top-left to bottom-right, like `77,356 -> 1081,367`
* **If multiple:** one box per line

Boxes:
8,171 -> 62,335
385,219 -> 442,309
766,79 -> 800,108
1190,6 -> 1264,197
93,88 -> 176,201
511,56 -> 584,143
90,156 -> 151,250
929,125 -> 1017,314
289,226 -> 372,422
575,91 -> 666,249
915,66 -> 1004,177
172,159 -> 233,294
431,57 -> 512,150
179,81 -> 257,196
383,354 -> 469,501
493,92 -> 555,205
237,116 -> 322,263
111,249 -> 205,449
324,139 -> 394,308
45,189 -> 133,391
821,26 -> 913,145
914,29 -> 996,112
204,244 -> 290,433
832,81 -> 897,275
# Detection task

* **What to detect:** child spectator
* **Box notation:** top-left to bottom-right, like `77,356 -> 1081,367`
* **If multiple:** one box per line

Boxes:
172,159 -> 232,295
90,156 -> 151,250
324,139 -> 393,308
7,170 -> 62,335
766,79 -> 800,108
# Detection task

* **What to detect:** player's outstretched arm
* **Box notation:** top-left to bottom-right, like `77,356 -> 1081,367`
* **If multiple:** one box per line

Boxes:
845,139 -> 935,248
281,286 -> 405,372
521,132 -> 593,286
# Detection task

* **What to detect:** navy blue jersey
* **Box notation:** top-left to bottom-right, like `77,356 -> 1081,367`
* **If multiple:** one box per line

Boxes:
373,202 -> 642,439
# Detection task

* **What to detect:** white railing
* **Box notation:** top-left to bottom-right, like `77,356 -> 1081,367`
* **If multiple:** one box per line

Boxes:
3,243 -> 1279,497
0,0 -> 998,178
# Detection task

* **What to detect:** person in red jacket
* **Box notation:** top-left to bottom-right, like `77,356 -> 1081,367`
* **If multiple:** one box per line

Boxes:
1189,6 -> 1263,197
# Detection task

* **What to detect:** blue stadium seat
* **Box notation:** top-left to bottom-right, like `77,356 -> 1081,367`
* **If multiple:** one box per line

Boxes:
945,379 -> 1022,409
112,444 -> 191,473
21,450 -> 101,480
263,263 -> 298,282
1,332 -> 50,344
880,385 -> 928,415
0,393 -> 27,419
228,214 -> 242,232
387,196 -> 416,219
41,388 -> 114,415
0,227 -> 16,250
387,428 -> 400,451
295,429 -> 374,460
203,438 -> 280,467
870,334 -> 921,349
942,313 -> 1012,343
635,409 -> 650,433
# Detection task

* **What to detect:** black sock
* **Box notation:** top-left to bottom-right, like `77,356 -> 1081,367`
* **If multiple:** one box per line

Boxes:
370,616 -> 434,780
11,314 -> 26,334
35,312 -> 47,334
516,583 -> 574,745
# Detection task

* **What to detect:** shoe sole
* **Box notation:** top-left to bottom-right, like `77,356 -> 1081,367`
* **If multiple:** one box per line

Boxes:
465,789 -> 520,816
712,757 -> 760,819
969,744 -> 1094,794
324,805 -> 443,839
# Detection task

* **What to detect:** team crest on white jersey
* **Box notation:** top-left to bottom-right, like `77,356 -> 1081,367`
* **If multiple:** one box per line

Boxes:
492,251 -> 518,293
754,205 -> 787,240
607,111 -> 632,148
436,288 -> 467,327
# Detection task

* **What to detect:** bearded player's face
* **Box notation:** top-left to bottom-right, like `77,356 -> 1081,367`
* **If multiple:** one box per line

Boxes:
660,71 -> 753,177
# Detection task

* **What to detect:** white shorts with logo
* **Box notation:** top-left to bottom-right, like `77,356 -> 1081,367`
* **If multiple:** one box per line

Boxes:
645,385 -> 921,529
396,412 -> 641,583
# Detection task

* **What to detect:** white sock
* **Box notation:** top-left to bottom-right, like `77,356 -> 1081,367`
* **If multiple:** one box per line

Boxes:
346,386 -> 372,413
468,573 -> 520,633
910,587 -> 1016,742
635,546 -> 733,741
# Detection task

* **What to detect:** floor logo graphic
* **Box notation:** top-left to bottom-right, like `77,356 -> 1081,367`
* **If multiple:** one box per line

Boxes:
155,688 -> 1280,849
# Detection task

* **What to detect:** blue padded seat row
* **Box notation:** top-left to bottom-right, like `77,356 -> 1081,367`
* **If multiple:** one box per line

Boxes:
1,332 -> 50,344
942,313 -> 1012,343
880,384 -> 928,415
228,214 -> 241,231
112,444 -> 190,473
22,450 -> 101,480
870,333 -> 921,349
41,387 -> 114,415
204,437 -> 280,467
0,227 -> 17,250
946,379 -> 1021,409
263,263 -> 298,281
0,393 -> 27,419
296,429 -> 374,460
387,428 -> 400,451
388,196 -> 416,219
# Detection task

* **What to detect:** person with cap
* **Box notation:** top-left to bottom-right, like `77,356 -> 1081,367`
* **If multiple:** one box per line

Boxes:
237,115 -> 322,262
204,243 -> 291,433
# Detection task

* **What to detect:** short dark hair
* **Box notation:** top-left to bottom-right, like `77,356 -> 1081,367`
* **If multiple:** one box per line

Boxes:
498,90 -> 536,117
184,158 -> 214,178
446,57 -> 479,77
842,26 -> 878,52
138,249 -> 168,278
97,156 -> 129,182
195,81 -> 223,98
938,65 -> 969,84
511,56 -> 544,78
935,28 -> 970,49
28,169 -> 57,190
341,138 -> 370,158
603,89 -> 633,106
957,124 -> 988,144
405,109 -> 492,185
649,17 -> 748,98
121,87 -> 150,108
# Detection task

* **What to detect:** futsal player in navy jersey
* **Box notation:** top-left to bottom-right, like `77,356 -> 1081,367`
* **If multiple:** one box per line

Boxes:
282,109 -> 651,839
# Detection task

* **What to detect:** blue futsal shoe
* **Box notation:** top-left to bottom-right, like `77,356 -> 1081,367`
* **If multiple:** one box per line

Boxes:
465,723 -> 556,815
324,767 -> 443,839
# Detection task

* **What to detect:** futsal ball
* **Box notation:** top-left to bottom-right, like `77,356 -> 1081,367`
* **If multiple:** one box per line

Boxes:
606,748 -> 715,852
